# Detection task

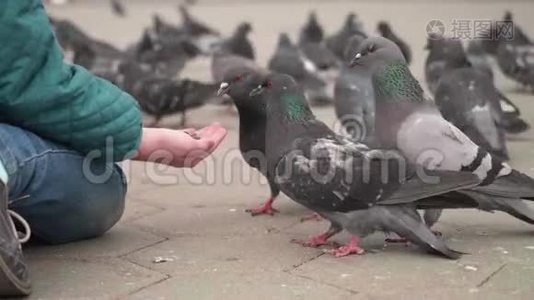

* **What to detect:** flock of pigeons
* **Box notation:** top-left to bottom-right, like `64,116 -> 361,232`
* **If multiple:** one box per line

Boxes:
52,2 -> 534,258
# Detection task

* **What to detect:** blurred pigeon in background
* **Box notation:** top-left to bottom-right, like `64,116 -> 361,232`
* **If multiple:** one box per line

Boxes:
377,21 -> 411,64
298,12 -> 339,71
496,41 -> 534,91
298,11 -> 324,44
466,40 -> 494,81
434,68 -> 511,160
118,60 -> 216,127
326,13 -> 367,60
110,0 -> 126,17
216,22 -> 255,60
178,5 -> 222,54
268,33 -> 332,105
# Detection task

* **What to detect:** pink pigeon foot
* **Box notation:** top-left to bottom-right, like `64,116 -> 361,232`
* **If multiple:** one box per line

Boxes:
300,213 -> 323,222
246,197 -> 278,216
329,237 -> 365,257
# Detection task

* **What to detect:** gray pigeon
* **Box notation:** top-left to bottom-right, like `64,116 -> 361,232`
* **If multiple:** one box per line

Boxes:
110,0 -> 126,17
178,5 -> 222,54
135,29 -> 201,78
466,40 -> 494,81
297,12 -> 339,70
377,21 -> 411,64
217,69 -> 283,216
479,11 -> 531,55
334,35 -> 375,142
424,36 -> 468,94
268,33 -> 332,105
326,13 -> 367,60
211,51 -> 262,83
434,68 -> 510,160
253,73 -> 485,258
298,11 -> 324,44
117,60 -> 216,127
216,22 -> 255,60
350,37 -> 534,227
425,36 -> 528,133
496,41 -> 534,91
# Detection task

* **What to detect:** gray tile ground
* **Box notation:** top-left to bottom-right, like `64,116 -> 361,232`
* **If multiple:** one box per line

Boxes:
23,1 -> 534,299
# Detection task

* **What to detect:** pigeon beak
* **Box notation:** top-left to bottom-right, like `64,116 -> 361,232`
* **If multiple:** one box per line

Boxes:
217,82 -> 230,96
249,85 -> 265,97
349,53 -> 362,67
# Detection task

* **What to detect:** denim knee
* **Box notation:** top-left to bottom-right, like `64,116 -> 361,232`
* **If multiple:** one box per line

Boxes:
20,165 -> 127,245
0,124 -> 128,244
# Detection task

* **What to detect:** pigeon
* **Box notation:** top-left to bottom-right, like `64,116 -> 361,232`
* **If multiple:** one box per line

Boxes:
268,33 -> 332,105
334,35 -> 375,142
434,68 -> 510,160
350,36 -> 534,227
425,36 -> 528,133
152,14 -> 186,39
326,13 -> 367,60
377,21 -> 411,64
134,29 -> 201,78
424,36 -> 467,94
179,5 -> 219,37
466,40 -> 494,81
479,11 -> 531,55
253,73 -> 485,258
298,11 -> 324,44
110,0 -> 126,17
118,60 -> 216,126
211,51 -> 262,83
503,11 -> 531,45
178,5 -> 221,54
496,41 -> 534,91
216,22 -> 255,60
217,69 -> 284,216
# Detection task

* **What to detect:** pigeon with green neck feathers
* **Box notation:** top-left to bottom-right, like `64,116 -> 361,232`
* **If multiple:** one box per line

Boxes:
253,73 -> 490,259
334,35 -> 375,142
350,36 -> 534,228
216,68 -> 281,216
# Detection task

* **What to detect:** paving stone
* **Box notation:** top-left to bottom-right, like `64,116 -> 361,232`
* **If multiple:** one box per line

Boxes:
26,257 -> 166,300
24,222 -> 166,259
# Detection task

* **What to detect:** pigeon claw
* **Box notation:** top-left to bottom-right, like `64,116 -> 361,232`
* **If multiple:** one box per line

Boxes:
245,197 -> 278,216
328,237 -> 365,257
291,234 -> 338,248
300,213 -> 323,222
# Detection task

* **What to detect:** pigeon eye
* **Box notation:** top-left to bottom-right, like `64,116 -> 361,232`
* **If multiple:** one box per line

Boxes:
368,44 -> 376,53
263,80 -> 273,88
234,75 -> 243,82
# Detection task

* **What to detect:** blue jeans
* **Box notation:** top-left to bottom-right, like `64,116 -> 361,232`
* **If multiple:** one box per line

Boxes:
0,124 -> 126,244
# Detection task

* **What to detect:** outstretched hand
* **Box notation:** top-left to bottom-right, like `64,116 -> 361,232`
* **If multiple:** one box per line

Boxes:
134,123 -> 227,168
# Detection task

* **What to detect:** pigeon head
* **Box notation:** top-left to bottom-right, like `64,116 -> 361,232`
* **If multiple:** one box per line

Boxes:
278,33 -> 294,48
504,11 -> 512,21
343,34 -> 367,62
251,74 -> 314,122
218,70 -> 265,102
377,21 -> 391,35
236,22 -> 253,36
349,36 -> 405,70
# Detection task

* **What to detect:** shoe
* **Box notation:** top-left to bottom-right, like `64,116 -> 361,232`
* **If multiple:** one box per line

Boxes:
0,180 -> 31,297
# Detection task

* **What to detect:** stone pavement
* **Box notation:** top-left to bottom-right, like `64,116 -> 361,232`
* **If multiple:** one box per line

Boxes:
26,1 -> 534,299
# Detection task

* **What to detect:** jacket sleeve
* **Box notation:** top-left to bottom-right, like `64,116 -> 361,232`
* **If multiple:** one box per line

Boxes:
0,0 -> 142,162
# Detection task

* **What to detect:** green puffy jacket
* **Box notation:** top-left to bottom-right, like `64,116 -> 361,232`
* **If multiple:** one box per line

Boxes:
0,0 -> 142,162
